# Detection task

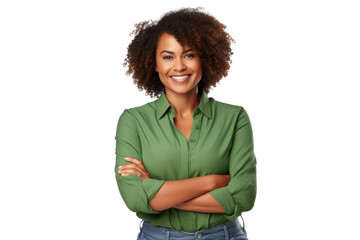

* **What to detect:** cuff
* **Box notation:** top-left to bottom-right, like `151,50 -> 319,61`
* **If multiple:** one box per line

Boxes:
137,178 -> 166,214
210,186 -> 241,220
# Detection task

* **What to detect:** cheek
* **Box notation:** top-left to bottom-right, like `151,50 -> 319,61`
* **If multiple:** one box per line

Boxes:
155,64 -> 169,84
157,66 -> 168,77
194,61 -> 202,75
156,61 -> 170,75
193,58 -> 202,70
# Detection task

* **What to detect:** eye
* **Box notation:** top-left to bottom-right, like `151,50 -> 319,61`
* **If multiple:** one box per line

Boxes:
163,55 -> 173,60
184,54 -> 195,59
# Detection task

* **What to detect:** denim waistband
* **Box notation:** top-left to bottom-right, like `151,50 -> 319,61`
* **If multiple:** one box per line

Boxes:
139,216 -> 246,239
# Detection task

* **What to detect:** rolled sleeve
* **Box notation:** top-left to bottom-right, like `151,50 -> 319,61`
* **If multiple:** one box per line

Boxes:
210,107 -> 257,221
115,109 -> 165,214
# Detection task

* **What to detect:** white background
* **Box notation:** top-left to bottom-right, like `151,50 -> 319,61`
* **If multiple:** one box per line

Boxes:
1,0 -> 359,239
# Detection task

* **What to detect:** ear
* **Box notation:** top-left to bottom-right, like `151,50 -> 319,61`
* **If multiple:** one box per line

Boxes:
155,66 -> 158,72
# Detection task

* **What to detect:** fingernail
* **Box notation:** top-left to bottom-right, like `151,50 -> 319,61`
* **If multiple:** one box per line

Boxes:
124,157 -> 129,160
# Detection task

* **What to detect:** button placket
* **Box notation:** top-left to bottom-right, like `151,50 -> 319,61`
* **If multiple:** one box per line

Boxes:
168,108 -> 190,178
188,115 -> 201,148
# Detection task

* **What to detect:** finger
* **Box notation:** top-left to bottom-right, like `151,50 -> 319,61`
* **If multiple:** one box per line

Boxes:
121,165 -> 149,179
118,162 -> 150,179
120,164 -> 143,172
124,157 -> 143,166
118,163 -> 142,173
119,169 -> 142,177
124,157 -> 146,172
120,163 -> 145,172
118,163 -> 132,169
119,165 -> 144,176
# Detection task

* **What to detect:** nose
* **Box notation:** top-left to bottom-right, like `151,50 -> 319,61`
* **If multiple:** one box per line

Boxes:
174,58 -> 186,71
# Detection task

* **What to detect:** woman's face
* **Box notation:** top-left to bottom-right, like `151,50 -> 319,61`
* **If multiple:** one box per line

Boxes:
155,32 -> 202,96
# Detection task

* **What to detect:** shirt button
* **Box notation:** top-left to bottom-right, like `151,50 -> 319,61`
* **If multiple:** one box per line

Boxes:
195,125 -> 200,129
197,233 -> 202,238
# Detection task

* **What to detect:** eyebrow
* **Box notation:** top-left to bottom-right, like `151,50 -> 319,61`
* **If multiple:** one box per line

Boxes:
160,49 -> 194,55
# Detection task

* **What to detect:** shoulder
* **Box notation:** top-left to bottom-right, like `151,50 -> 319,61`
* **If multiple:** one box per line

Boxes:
210,97 -> 245,116
209,97 -> 252,129
208,97 -> 251,134
116,100 -> 157,136
117,99 -> 159,130
120,99 -> 157,118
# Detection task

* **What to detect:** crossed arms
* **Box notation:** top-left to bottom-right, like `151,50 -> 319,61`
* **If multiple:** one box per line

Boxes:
118,157 -> 230,213
115,108 -> 256,218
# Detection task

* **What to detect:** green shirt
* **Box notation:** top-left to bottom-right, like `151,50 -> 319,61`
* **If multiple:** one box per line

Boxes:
114,89 -> 257,232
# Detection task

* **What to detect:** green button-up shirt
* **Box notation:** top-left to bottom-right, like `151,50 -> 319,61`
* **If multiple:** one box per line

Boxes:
115,89 -> 257,232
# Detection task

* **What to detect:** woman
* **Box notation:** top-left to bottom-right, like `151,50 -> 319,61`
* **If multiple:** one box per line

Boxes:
115,7 -> 257,240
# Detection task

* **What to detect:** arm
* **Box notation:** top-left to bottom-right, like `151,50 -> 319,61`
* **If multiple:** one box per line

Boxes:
148,174 -> 230,211
115,109 -> 231,214
120,159 -> 231,212
173,192 -> 225,213
115,109 -> 166,214
118,159 -> 230,212
208,108 -> 257,220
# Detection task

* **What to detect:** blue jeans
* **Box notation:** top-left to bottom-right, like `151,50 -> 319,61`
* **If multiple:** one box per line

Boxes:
136,216 -> 248,240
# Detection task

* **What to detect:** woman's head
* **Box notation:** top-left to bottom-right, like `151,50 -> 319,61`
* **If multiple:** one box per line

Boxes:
124,7 -> 234,98
155,32 -> 203,97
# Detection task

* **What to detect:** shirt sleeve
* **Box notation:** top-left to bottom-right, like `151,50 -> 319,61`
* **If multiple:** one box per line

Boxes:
114,109 -> 165,214
209,107 -> 257,221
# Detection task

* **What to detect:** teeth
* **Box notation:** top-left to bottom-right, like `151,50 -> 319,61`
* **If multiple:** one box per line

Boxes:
171,75 -> 189,80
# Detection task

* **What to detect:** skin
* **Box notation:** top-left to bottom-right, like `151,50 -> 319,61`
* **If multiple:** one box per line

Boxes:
118,33 -> 230,213
156,32 -> 203,141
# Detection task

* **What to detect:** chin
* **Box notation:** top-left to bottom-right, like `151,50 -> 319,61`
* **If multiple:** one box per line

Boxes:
168,86 -> 198,95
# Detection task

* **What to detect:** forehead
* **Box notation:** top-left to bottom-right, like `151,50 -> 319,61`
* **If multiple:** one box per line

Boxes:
156,32 -> 191,53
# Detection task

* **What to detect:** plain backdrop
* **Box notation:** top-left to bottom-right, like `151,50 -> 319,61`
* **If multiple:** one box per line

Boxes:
1,0 -> 359,239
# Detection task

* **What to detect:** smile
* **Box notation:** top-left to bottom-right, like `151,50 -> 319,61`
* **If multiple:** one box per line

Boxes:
170,75 -> 190,83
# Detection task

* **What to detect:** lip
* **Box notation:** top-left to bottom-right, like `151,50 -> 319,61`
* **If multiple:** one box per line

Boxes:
170,74 -> 191,83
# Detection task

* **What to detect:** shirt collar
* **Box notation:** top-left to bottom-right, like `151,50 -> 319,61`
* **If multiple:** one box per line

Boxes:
156,89 -> 212,120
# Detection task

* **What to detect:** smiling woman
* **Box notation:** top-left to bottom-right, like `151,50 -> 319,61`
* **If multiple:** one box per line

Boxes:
123,7 -> 234,99
156,33 -> 202,98
115,7 -> 256,240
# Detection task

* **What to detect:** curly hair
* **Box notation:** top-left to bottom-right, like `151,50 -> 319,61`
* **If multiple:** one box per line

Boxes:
123,7 -> 235,98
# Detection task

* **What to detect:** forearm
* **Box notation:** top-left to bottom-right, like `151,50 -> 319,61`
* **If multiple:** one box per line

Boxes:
148,175 -> 215,211
173,192 -> 225,213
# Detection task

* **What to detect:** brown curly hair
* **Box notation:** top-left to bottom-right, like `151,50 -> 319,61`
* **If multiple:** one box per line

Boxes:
123,7 -> 235,98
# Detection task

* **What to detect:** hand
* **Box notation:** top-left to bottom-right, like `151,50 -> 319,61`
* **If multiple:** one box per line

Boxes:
211,174 -> 231,189
118,157 -> 151,180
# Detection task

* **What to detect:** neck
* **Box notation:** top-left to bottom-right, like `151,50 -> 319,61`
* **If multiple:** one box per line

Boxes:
165,87 -> 201,118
